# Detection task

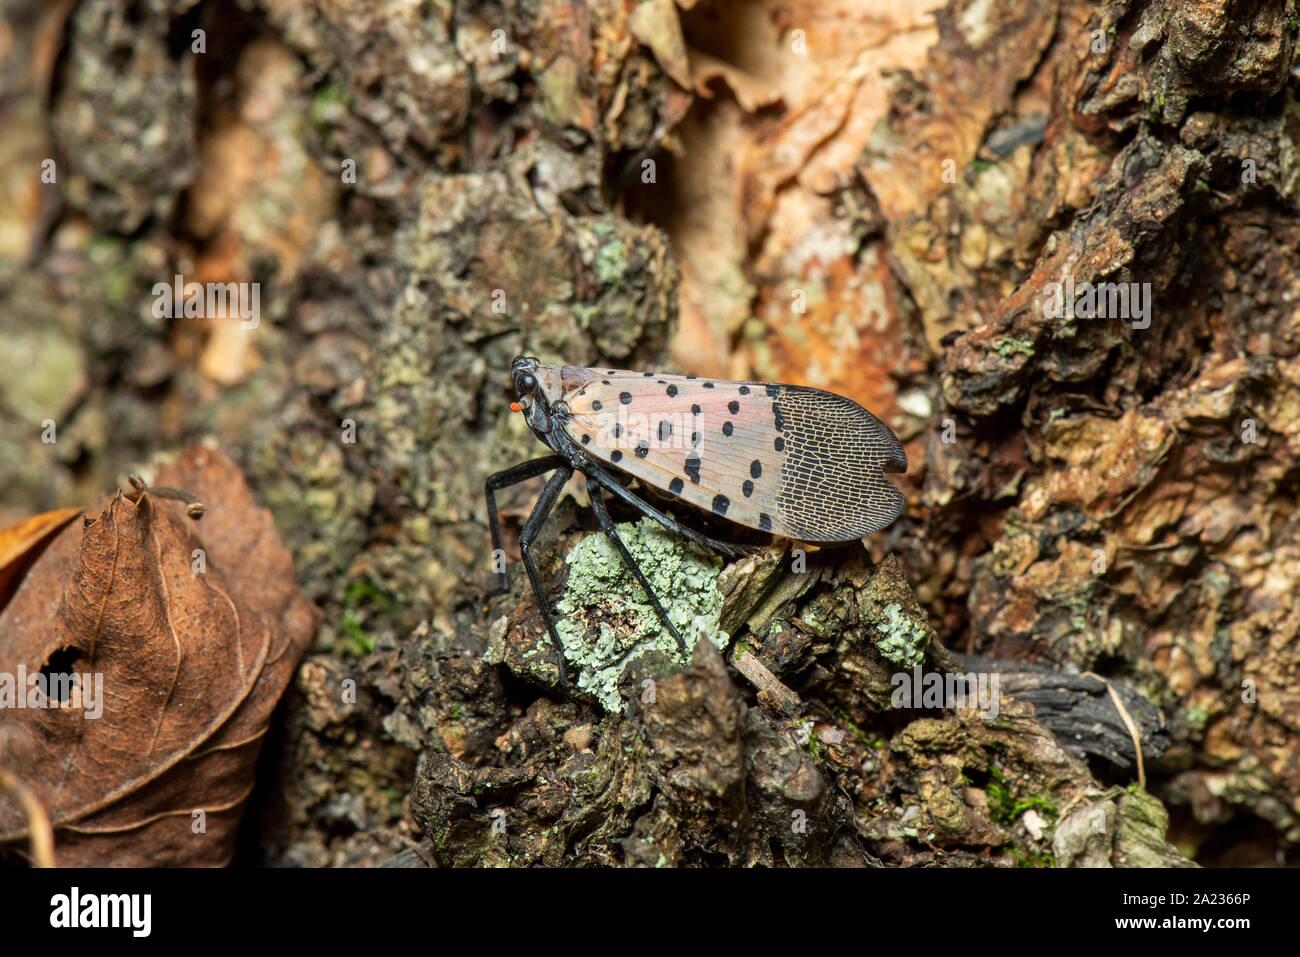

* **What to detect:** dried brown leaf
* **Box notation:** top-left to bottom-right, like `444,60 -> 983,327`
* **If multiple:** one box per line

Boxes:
0,507 -> 83,612
0,446 -> 319,866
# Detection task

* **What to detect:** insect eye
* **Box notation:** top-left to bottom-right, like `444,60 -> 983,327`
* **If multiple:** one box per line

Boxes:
521,374 -> 538,392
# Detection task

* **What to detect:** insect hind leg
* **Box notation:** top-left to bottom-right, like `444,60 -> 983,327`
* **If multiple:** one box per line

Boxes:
586,478 -> 689,658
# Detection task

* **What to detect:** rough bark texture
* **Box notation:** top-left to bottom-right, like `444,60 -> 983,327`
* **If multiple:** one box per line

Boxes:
1,0 -> 1297,867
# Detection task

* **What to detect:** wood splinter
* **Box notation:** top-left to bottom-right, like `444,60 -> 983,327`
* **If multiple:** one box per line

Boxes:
730,646 -> 801,714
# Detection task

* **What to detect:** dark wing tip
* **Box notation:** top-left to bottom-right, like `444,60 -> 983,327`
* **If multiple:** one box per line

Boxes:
864,407 -> 906,473
884,439 -> 908,473
862,482 -> 907,535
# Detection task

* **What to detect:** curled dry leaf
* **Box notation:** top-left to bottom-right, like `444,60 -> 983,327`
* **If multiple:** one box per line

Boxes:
0,445 -> 320,866
0,507 -> 83,611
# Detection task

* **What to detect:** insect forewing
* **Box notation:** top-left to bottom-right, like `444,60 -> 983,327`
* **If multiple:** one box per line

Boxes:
555,367 -> 907,542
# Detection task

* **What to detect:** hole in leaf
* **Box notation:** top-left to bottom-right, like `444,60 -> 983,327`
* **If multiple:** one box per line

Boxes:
39,647 -> 82,704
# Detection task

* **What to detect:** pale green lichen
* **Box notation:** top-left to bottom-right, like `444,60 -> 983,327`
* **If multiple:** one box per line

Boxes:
555,518 -> 728,712
874,602 -> 927,667
592,220 -> 629,285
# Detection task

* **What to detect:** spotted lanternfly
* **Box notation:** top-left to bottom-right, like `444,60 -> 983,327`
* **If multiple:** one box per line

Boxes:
487,355 -> 908,682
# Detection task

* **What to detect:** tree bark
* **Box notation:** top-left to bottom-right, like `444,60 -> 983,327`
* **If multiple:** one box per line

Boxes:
1,0 -> 1295,867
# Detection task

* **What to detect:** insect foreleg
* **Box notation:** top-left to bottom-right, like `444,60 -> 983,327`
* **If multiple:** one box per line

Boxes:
485,454 -> 567,595
586,478 -> 689,657
517,463 -> 574,683
583,464 -> 758,559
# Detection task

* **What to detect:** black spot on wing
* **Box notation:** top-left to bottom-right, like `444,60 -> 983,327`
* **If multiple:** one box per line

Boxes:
669,477 -> 684,495
712,494 -> 729,516
684,453 -> 702,484
742,480 -> 754,497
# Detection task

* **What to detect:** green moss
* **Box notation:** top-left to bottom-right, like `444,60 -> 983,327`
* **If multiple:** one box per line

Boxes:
339,574 -> 395,657
808,728 -> 826,761
555,518 -> 728,712
874,602 -> 927,667
829,706 -> 875,747
986,765 -> 1057,826
994,336 -> 1035,358
344,575 -> 395,611
1114,789 -> 1194,867
1008,847 -> 1057,868
341,612 -> 373,655
311,82 -> 353,133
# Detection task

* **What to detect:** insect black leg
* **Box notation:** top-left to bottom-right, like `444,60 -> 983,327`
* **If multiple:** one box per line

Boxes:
485,455 -> 568,595
584,464 -> 759,559
517,464 -> 574,683
586,478 -> 689,657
